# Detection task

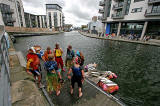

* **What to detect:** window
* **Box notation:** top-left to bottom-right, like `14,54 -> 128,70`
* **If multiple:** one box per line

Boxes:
131,7 -> 142,13
134,0 -> 144,2
151,5 -> 160,13
48,12 -> 52,28
125,0 -> 131,15
54,12 -> 57,27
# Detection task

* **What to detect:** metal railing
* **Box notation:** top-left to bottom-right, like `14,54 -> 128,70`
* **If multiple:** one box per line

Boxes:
145,9 -> 160,16
0,25 -> 11,106
112,13 -> 124,19
148,0 -> 160,3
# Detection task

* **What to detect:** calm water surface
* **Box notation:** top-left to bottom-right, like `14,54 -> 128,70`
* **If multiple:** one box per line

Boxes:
14,31 -> 160,106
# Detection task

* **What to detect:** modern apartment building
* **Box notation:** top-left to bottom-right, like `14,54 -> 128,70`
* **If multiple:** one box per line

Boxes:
0,0 -> 26,27
99,0 -> 160,39
46,4 -> 63,31
24,12 -> 47,28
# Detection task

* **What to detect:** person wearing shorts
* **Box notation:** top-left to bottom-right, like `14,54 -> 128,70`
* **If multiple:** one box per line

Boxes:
67,57 -> 85,98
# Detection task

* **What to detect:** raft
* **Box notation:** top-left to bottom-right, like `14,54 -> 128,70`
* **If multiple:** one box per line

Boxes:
85,63 -> 119,94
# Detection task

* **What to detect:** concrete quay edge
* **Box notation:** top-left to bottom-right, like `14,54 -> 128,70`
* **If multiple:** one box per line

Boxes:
79,31 -> 160,47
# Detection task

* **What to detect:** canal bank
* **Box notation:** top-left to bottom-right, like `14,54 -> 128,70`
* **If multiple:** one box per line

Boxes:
8,37 -> 49,106
13,31 -> 160,106
79,31 -> 160,47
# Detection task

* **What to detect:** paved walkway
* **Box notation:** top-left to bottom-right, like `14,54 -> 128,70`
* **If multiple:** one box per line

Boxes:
39,60 -> 124,106
79,32 -> 160,47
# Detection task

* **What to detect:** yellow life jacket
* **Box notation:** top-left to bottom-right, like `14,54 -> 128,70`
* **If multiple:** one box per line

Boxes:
55,49 -> 62,57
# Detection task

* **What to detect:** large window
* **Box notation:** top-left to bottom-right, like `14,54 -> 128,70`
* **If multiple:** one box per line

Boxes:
37,16 -> 40,28
107,0 -> 112,17
48,12 -> 52,28
0,3 -> 14,26
131,7 -> 142,13
54,12 -> 57,27
125,0 -> 131,15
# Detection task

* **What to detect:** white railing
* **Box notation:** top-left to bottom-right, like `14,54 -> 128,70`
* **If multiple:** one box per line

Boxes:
0,25 -> 11,106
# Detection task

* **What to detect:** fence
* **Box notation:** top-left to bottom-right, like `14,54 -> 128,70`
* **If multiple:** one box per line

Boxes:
0,25 -> 11,106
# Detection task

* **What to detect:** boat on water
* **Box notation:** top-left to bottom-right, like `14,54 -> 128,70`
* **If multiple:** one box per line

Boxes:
84,63 -> 119,94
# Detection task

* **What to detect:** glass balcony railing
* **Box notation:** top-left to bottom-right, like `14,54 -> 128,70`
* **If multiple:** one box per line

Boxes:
98,16 -> 106,21
99,8 -> 104,13
145,9 -> 160,16
99,0 -> 105,6
113,2 -> 123,10
112,13 -> 124,19
148,0 -> 160,4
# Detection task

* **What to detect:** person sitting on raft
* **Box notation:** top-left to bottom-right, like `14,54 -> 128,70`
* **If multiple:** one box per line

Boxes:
44,54 -> 61,96
67,57 -> 85,98
26,47 -> 43,88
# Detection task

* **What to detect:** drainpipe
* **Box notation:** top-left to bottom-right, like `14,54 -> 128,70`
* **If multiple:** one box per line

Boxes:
140,21 -> 148,40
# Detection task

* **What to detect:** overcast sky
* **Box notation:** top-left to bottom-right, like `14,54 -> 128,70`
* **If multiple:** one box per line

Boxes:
22,0 -> 100,27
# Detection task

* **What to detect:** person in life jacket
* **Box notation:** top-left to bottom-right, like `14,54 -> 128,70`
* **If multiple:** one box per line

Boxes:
43,46 -> 52,62
53,43 -> 65,72
65,45 -> 75,71
44,54 -> 61,96
67,57 -> 85,98
34,45 -> 44,59
26,47 -> 42,88
76,51 -> 85,67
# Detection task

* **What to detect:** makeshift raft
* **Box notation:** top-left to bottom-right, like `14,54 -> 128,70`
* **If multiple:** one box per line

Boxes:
84,63 -> 119,94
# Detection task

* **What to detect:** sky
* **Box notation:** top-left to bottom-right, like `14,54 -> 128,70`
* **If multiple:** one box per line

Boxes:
22,0 -> 100,27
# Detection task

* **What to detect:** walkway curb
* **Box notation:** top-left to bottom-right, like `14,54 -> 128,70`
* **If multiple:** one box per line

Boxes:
79,31 -> 160,47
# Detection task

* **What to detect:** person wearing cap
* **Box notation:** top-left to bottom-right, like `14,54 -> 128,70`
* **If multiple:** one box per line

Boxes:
43,46 -> 52,62
53,43 -> 65,72
44,54 -> 61,96
67,57 -> 85,98
65,45 -> 75,71
26,47 -> 42,88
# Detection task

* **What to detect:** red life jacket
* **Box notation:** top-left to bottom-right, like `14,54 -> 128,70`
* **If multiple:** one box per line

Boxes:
27,53 -> 40,70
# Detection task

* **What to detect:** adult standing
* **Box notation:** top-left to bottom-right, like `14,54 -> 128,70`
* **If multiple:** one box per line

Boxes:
65,45 -> 75,71
26,47 -> 42,88
53,43 -> 65,72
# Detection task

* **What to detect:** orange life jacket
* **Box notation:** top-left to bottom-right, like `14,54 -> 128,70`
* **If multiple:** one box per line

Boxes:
44,50 -> 52,61
27,53 -> 40,70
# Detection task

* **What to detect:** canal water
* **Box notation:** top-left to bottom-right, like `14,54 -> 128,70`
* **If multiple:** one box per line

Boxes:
14,31 -> 160,106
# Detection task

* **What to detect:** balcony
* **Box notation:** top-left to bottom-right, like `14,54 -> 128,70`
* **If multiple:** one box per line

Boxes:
112,13 -> 124,19
113,2 -> 123,10
2,9 -> 14,14
5,17 -> 16,23
99,0 -> 105,6
99,8 -> 104,13
98,16 -> 106,20
145,9 -> 160,17
148,0 -> 160,4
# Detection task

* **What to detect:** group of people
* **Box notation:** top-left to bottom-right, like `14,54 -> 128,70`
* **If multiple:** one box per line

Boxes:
26,43 -> 85,97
